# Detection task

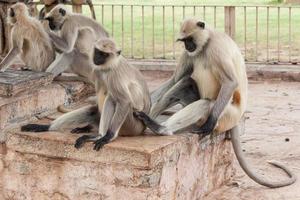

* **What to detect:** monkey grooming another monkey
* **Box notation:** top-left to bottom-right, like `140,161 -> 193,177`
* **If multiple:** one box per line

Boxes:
21,38 -> 152,151
0,3 -> 55,72
134,18 -> 296,188
44,4 -> 109,83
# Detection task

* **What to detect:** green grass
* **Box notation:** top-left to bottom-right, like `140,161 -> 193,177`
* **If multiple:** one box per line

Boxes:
76,0 -> 300,62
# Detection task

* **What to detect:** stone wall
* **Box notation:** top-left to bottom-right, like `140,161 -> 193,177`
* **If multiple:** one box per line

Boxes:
0,131 -> 234,200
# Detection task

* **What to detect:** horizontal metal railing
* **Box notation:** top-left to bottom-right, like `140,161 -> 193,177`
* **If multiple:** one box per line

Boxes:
35,3 -> 300,64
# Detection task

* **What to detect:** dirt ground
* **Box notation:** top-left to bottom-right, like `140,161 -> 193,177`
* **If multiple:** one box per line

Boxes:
203,81 -> 300,200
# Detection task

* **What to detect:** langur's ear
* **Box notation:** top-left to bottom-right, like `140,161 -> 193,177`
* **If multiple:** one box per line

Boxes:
117,50 -> 121,55
59,8 -> 66,16
197,21 -> 205,29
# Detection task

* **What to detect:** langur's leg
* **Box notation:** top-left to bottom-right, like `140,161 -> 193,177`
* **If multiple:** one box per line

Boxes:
21,105 -> 99,132
71,125 -> 94,134
214,104 -> 242,133
49,105 -> 99,131
150,76 -> 200,118
135,99 -> 212,135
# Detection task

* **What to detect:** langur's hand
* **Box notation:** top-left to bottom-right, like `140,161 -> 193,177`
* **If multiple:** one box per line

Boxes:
191,114 -> 217,136
41,20 -> 51,33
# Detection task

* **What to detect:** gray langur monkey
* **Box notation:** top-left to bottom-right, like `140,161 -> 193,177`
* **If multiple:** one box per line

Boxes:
134,18 -> 296,188
21,38 -> 152,151
38,0 -> 96,20
44,4 -> 109,84
0,3 -> 55,72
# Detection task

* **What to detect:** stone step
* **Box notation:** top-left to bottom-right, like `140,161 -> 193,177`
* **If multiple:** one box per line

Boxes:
1,127 -> 234,200
0,81 -> 94,141
0,70 -> 53,97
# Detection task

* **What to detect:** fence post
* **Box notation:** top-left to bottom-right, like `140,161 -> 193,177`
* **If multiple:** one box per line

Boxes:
72,0 -> 83,14
224,6 -> 236,40
72,5 -> 82,14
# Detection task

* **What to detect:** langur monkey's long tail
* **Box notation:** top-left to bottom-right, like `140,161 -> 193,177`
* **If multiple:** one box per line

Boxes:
134,111 -> 296,188
230,125 -> 296,188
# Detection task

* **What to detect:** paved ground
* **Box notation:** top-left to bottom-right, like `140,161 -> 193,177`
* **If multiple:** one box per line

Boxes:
203,81 -> 300,200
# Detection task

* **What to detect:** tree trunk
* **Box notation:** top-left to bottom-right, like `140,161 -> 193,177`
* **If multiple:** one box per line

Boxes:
0,1 -> 15,58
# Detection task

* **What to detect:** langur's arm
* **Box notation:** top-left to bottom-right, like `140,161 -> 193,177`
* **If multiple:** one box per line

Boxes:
151,52 -> 193,104
192,59 -> 237,134
93,99 -> 130,151
49,24 -> 78,53
46,52 -> 73,77
0,47 -> 20,72
109,101 -> 130,135
74,95 -> 117,150
98,95 -> 115,137
0,32 -> 22,72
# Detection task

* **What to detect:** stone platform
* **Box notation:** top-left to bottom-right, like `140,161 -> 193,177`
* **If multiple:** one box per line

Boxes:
0,129 -> 234,200
0,74 -> 94,141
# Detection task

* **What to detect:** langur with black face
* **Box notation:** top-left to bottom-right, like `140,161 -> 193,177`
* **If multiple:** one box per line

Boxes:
0,3 -> 55,72
21,38 -> 152,151
134,18 -> 296,188
74,38 -> 151,150
44,4 -> 109,84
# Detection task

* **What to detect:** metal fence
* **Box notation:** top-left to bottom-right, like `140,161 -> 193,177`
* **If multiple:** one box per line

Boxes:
48,3 -> 300,64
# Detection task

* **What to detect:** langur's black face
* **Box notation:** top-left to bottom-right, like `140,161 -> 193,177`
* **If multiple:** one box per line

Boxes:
45,16 -> 56,30
179,36 -> 197,52
9,8 -> 15,18
8,8 -> 17,24
93,48 -> 110,65
45,8 -> 66,30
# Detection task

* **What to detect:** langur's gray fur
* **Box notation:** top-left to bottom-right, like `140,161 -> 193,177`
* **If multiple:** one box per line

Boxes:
44,4 -> 109,83
135,18 -> 296,188
0,3 -> 55,72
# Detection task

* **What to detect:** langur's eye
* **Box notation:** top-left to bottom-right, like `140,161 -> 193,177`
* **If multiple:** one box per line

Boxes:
59,8 -> 66,16
185,36 -> 194,42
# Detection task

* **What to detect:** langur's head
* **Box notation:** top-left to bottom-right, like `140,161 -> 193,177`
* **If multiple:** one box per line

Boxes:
93,38 -> 122,70
177,18 -> 209,57
45,4 -> 69,31
8,3 -> 29,24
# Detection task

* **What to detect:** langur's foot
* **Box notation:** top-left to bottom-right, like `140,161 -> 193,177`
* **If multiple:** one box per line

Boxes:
191,115 -> 217,136
71,125 -> 93,134
74,135 -> 97,149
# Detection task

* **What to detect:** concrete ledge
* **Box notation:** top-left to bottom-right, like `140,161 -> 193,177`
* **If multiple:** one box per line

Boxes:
130,59 -> 300,82
1,130 -> 234,199
0,82 -> 93,141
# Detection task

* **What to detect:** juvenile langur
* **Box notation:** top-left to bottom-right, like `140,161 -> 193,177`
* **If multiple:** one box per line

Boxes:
39,0 -> 96,20
44,4 -> 109,83
48,26 -> 97,84
134,18 -> 296,188
21,38 -> 152,151
0,3 -> 55,72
